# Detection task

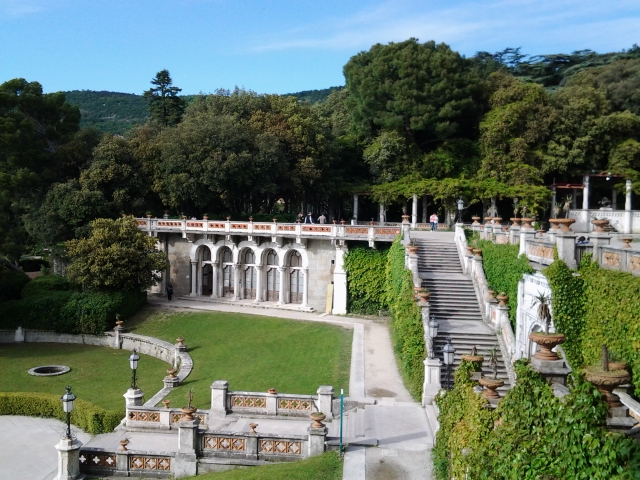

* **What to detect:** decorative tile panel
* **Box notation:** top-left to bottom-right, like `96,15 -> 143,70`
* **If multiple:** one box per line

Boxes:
254,224 -> 271,230
158,221 -> 182,227
346,227 -> 368,234
186,222 -> 203,227
171,412 -> 206,423
260,440 -> 302,455
278,225 -> 296,231
278,399 -> 312,410
137,220 -> 147,226
129,411 -> 160,422
130,456 -> 171,470
231,396 -> 266,408
603,252 -> 621,267
375,228 -> 401,235
629,255 -> 640,272
527,244 -> 554,259
80,453 -> 116,468
209,222 -> 225,228
231,223 -> 247,229
203,436 -> 246,451
302,226 -> 331,233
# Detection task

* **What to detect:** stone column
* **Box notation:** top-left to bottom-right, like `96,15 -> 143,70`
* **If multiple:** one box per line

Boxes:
317,385 -> 334,420
233,264 -> 241,300
590,232 -> 611,260
551,186 -> 556,217
54,437 -> 83,480
277,267 -> 285,305
379,202 -> 385,223
189,261 -> 197,297
411,194 -> 418,227
266,391 -> 278,415
625,179 -> 633,234
353,194 -> 359,222
175,417 -> 200,477
254,265 -> 263,303
332,247 -> 348,315
490,197 -> 497,217
308,424 -> 328,457
422,195 -> 428,224
554,231 -> 578,269
210,380 -> 228,417
612,188 -> 617,210
301,268 -> 309,308
422,358 -> 442,406
582,175 -> 590,210
123,388 -> 144,425
518,226 -> 536,257
210,262 -> 219,298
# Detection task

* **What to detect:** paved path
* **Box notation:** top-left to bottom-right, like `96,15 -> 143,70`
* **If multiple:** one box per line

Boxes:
2,299 -> 434,479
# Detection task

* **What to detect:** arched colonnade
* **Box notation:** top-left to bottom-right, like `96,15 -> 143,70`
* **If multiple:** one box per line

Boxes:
188,239 -> 309,307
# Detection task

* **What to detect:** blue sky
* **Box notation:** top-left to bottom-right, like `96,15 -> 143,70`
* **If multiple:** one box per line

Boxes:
1,0 -> 638,95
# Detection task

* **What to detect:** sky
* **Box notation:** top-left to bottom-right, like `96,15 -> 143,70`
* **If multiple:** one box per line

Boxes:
0,0 -> 638,95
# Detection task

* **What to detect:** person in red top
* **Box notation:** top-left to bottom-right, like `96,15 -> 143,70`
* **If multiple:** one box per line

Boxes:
429,213 -> 438,232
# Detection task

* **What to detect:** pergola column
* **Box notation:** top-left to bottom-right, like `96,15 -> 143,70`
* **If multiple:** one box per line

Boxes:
551,186 -> 557,216
612,188 -> 617,210
254,265 -> 263,303
353,194 -> 359,223
583,175 -> 590,210
379,203 -> 385,223
411,194 -> 418,227
189,261 -> 197,297
422,196 -> 428,224
625,180 -> 633,211
210,262 -> 219,298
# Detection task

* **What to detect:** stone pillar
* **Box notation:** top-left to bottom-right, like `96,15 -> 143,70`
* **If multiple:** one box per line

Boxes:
317,386 -> 334,420
189,261 -> 197,297
210,380 -> 228,417
379,202 -> 385,223
509,226 -> 521,245
308,424 -> 328,457
411,194 -> 418,227
301,268 -> 309,308
612,188 -> 617,210
530,357 -> 571,387
116,451 -> 129,476
175,417 -> 200,477
233,264 -> 241,300
551,186 -> 556,217
123,388 -> 144,424
582,175 -> 590,210
401,216 -> 411,246
422,357 -> 442,406
625,179 -> 633,234
54,437 -> 83,480
422,195 -> 428,224
277,267 -> 285,305
113,325 -> 124,349
590,232 -> 612,260
518,227 -> 536,257
254,265 -> 263,303
210,262 -> 219,298
555,231 -> 578,269
14,326 -> 24,342
266,391 -> 278,415
332,247 -> 348,315
353,194 -> 359,222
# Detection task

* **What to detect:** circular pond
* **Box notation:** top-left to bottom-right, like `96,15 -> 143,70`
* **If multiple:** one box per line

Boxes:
28,365 -> 71,377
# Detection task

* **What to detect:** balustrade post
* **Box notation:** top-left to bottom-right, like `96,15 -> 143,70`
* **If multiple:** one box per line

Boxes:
554,231 -> 578,269
210,380 -> 228,417
308,424 -> 328,457
518,226 -> 536,257
175,417 -> 199,477
590,232 -> 611,261
317,386 -> 334,420
267,391 -> 278,415
54,437 -> 83,480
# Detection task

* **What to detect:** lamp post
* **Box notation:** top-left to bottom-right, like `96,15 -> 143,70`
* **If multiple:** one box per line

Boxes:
129,348 -> 140,390
428,315 -> 439,359
456,197 -> 465,224
60,385 -> 76,439
442,337 -> 456,390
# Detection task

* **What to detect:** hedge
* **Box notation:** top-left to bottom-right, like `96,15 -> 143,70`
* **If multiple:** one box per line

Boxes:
0,392 -> 122,434
343,246 -> 389,314
384,238 -> 425,400
0,267 -> 30,302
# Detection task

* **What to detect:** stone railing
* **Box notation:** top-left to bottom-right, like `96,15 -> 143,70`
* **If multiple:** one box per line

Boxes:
569,209 -> 640,234
526,240 -> 555,266
137,217 -> 400,244
198,431 -> 313,462
125,406 -> 209,430
211,381 -> 334,420
79,448 -> 173,478
598,246 -> 640,274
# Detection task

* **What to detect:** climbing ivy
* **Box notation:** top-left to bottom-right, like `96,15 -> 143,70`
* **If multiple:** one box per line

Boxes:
435,360 -> 640,480
343,246 -> 389,314
384,238 -> 425,400
474,239 -> 534,327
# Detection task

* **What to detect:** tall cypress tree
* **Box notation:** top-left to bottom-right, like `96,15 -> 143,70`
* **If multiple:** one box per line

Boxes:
143,70 -> 185,127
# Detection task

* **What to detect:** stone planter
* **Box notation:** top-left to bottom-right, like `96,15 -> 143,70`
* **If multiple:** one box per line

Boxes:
479,377 -> 504,399
510,218 -> 521,227
461,355 -> 484,364
203,215 -> 208,220
549,219 -> 561,230
273,218 -> 278,223
115,320 -> 124,328
162,400 -> 170,409
407,246 -> 418,254
167,368 -> 177,378
555,218 -> 576,232
119,439 -> 130,451
487,289 -> 496,301
181,406 -> 197,421
621,237 -> 633,248
268,388 -> 277,395
417,291 -> 431,302
249,216 -> 253,222
310,412 -> 326,428
249,423 -> 258,434
591,219 -> 610,232
521,218 -> 535,229
471,216 -> 481,225
402,214 -> 410,223
473,248 -> 482,258
466,245 -> 474,256
176,337 -> 185,346
146,214 -> 152,219
496,292 -> 509,307
484,216 -> 493,225
493,217 -> 502,224
584,366 -> 631,408
529,332 -> 566,361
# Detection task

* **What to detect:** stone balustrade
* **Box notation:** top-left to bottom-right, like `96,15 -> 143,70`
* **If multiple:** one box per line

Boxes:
199,431 -> 311,462
79,448 -> 173,478
125,406 -> 209,430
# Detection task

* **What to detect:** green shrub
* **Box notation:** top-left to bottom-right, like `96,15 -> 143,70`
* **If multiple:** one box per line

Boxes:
0,266 -> 30,302
344,246 -> 389,314
475,239 -> 533,328
384,238 -> 425,400
0,290 -> 74,330
21,274 -> 74,297
0,392 -> 122,434
19,258 -> 50,272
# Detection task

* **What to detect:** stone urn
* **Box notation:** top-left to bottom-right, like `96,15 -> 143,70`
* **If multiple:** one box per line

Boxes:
549,219 -> 561,230
487,289 -> 496,302
473,248 -> 482,258
402,214 -> 410,223
493,217 -> 503,225
115,320 -> 124,328
166,368 -> 178,378
162,400 -> 170,409
471,216 -> 481,225
119,439 -> 130,451
461,354 -> 484,364
249,423 -> 258,434
591,219 -> 610,232
584,366 -> 631,408
479,377 -> 504,399
268,388 -> 277,395
496,292 -> 509,307
176,337 -> 185,346
510,218 -> 521,227
203,215 -> 208,220
621,237 -> 633,248
555,218 -> 576,232
249,216 -> 253,222
521,218 -> 535,229
146,214 -> 152,219
340,219 -> 346,225
407,245 -> 419,254
273,218 -> 277,223
529,332 -> 566,361
466,245 -> 474,256
226,216 -> 231,221
484,216 -> 493,225
417,290 -> 431,302
310,412 -> 326,428
181,406 -> 197,421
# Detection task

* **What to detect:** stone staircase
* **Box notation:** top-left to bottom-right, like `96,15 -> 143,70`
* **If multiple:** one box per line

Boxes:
415,237 -> 512,393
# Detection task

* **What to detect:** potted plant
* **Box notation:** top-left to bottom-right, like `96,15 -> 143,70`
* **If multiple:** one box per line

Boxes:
478,346 -> 504,399
273,218 -> 278,223
407,240 -> 418,255
584,345 -> 631,408
496,292 -> 509,307
471,216 -> 481,225
226,216 -> 231,221
310,411 -> 326,428
181,388 -> 197,420
461,346 -> 484,364
249,216 -> 254,222
115,313 -> 124,328
591,218 -> 610,232
146,212 -> 152,218
417,288 -> 430,302
529,292 -> 565,361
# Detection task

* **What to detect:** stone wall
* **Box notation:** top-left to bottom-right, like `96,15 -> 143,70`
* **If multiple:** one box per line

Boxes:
305,239 -> 335,312
167,234 -> 193,298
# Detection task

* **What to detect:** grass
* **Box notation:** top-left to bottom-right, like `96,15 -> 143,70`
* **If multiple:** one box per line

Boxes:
0,343 -> 168,411
183,451 -> 343,480
128,309 -> 352,409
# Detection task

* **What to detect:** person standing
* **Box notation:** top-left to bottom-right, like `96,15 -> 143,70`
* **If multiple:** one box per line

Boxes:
429,213 -> 439,232
296,212 -> 303,223
304,211 -> 314,224
166,282 -> 174,301
318,213 -> 327,224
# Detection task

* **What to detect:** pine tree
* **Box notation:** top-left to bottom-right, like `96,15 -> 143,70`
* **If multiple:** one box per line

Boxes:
142,70 -> 185,127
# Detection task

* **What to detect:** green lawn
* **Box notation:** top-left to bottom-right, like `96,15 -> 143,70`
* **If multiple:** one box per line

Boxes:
184,451 -> 343,480
128,309 -> 352,409
0,343 -> 168,411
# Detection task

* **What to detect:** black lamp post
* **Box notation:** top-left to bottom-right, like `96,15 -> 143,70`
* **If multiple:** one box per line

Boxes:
442,336 -> 456,390
60,385 -> 76,439
129,348 -> 140,390
428,315 -> 439,359
456,197 -> 465,224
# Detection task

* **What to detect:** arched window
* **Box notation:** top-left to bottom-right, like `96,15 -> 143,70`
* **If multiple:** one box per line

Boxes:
288,251 -> 303,303
265,250 -> 280,301
244,250 -> 255,265
221,248 -> 234,297
242,249 -> 256,299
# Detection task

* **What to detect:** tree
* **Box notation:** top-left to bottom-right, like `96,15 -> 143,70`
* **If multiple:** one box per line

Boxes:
143,70 -> 185,127
65,216 -> 167,291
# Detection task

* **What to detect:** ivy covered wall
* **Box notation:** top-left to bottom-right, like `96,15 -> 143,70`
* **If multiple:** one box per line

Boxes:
343,246 -> 389,314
